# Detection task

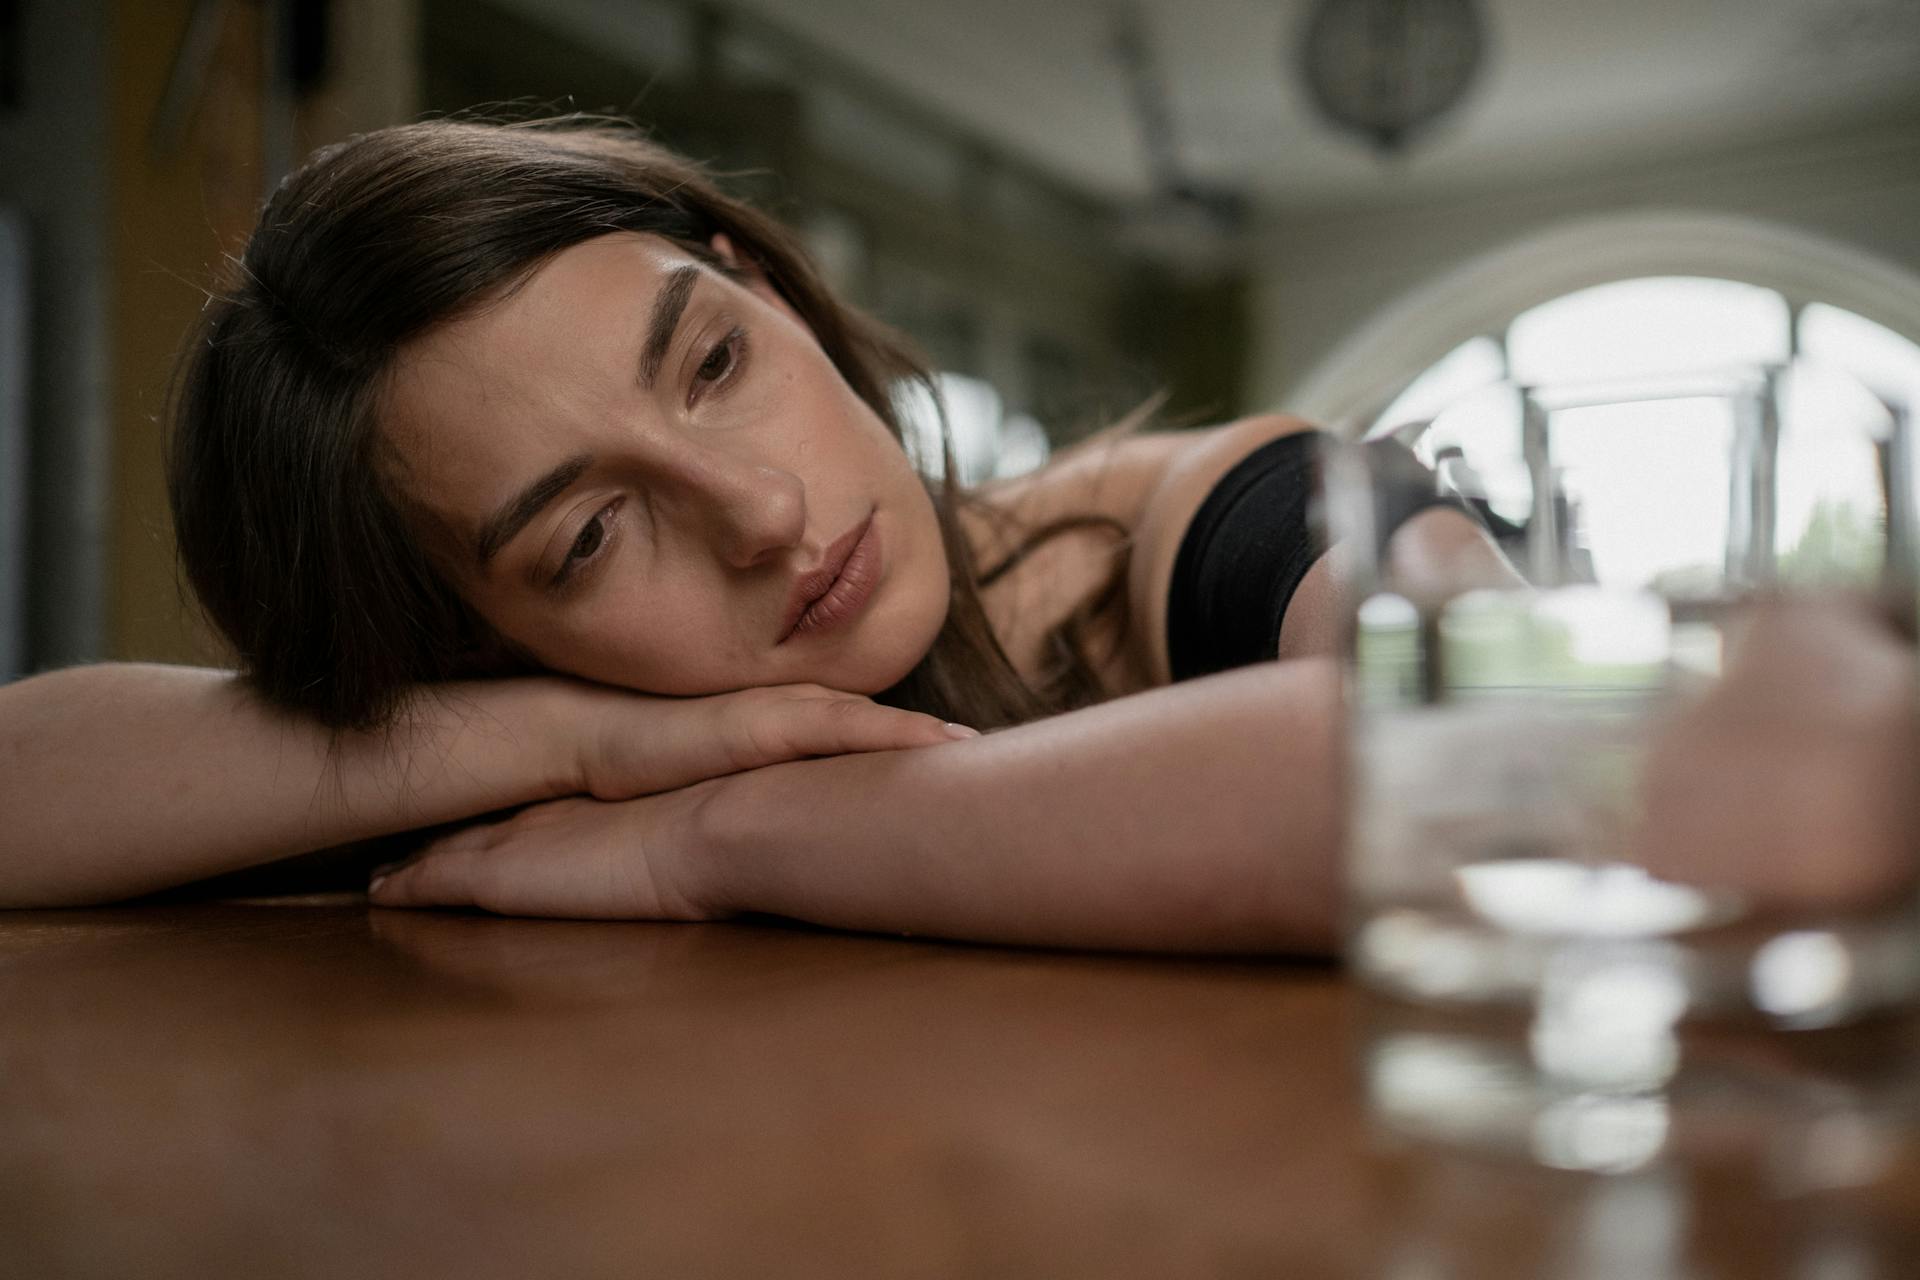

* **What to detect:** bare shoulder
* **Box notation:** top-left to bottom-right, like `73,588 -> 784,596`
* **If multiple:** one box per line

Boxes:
957,412 -> 1322,693
956,428 -> 1195,693
1124,414 -> 1324,686
959,427 -> 1192,567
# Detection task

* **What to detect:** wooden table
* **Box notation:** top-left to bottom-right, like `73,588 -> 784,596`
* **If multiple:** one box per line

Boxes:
2,901 -> 1916,1278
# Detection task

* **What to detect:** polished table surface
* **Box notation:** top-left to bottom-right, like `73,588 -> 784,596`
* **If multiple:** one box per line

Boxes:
3,900 -> 1916,1278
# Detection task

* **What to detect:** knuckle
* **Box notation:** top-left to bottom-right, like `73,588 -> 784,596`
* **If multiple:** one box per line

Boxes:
714,697 -> 762,741
383,860 -> 431,904
734,716 -> 790,764
824,695 -> 871,721
412,849 -> 476,907
466,867 -> 516,916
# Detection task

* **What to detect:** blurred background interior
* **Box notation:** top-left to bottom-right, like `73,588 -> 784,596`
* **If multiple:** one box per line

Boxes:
2,0 -> 1918,678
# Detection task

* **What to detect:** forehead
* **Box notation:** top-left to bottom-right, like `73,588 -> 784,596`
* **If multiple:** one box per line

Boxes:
390,232 -> 694,410
378,234 -> 697,515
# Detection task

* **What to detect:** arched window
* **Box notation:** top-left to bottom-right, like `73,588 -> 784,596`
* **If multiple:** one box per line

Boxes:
1366,277 -> 1920,594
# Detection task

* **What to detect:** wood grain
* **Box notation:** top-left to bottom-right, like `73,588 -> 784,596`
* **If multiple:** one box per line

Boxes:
1,902 -> 1913,1278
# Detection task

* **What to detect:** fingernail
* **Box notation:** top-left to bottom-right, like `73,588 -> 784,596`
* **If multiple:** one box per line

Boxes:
943,723 -> 981,740
367,874 -> 388,898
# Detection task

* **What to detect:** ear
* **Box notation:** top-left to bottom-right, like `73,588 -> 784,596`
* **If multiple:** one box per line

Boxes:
709,232 -> 745,271
710,231 -> 805,326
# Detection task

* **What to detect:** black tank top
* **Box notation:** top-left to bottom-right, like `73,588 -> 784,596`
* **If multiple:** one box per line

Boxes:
1165,430 -> 1463,681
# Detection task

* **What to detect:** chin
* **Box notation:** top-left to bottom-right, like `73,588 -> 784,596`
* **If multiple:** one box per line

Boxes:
826,588 -> 950,695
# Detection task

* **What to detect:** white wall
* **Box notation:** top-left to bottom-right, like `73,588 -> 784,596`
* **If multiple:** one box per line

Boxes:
1247,114 -> 1920,423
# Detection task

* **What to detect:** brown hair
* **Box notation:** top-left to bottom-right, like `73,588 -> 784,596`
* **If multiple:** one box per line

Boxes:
168,117 -> 1123,732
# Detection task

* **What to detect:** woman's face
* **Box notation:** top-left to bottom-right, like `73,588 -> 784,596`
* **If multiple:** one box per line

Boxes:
382,232 -> 950,696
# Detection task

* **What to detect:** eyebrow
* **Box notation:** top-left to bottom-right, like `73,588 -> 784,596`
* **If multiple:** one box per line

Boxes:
474,451 -> 595,571
471,264 -> 704,571
638,264 -> 701,389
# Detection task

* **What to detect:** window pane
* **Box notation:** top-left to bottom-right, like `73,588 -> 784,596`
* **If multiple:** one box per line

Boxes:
1799,303 -> 1920,406
1549,398 -> 1734,592
1370,335 -> 1506,437
1509,278 -> 1791,386
1775,359 -> 1888,586
1415,383 -> 1532,525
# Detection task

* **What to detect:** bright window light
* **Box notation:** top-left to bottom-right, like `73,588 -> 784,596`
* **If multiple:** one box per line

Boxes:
1372,335 -> 1507,438
1799,303 -> 1920,405
1413,383 -> 1531,524
1372,275 -> 1920,593
894,372 -> 1050,487
1508,277 -> 1791,386
1776,360 -> 1890,585
1550,397 -> 1733,590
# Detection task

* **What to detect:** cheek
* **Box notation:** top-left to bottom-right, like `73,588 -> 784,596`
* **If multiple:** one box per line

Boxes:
578,585 -> 761,687
887,481 -> 954,643
466,573 -> 746,694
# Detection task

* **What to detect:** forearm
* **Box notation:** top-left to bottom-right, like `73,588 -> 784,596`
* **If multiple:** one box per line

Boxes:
0,665 -> 578,906
692,659 -> 1345,954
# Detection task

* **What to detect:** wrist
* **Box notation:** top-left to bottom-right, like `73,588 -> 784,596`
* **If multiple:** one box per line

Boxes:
672,771 -> 750,919
433,675 -> 592,801
540,677 -> 605,799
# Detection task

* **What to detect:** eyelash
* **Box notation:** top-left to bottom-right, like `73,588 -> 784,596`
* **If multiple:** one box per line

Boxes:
691,327 -> 748,403
544,328 -> 747,591
550,497 -> 623,590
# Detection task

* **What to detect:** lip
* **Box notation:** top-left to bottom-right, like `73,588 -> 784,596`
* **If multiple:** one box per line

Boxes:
777,513 -> 881,644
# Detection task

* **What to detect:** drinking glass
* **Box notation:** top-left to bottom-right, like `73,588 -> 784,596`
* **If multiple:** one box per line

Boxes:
1329,355 -> 1919,1058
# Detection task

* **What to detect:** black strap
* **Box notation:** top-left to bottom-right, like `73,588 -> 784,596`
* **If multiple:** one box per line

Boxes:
1164,431 -> 1467,681
1165,431 -> 1326,681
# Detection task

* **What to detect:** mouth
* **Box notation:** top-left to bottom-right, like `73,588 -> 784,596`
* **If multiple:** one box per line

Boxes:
778,512 -> 882,644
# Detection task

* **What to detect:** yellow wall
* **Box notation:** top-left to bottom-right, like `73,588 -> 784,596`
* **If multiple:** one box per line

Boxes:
107,0 -> 263,663
105,0 -> 416,663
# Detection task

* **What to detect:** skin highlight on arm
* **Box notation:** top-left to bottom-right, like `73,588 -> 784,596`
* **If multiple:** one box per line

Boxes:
687,658 -> 1345,954
74,113 -> 1905,949
0,666 -> 580,907
0,665 -> 966,908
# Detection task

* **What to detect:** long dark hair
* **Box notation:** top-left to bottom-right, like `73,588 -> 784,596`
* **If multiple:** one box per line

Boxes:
169,117 -> 1121,732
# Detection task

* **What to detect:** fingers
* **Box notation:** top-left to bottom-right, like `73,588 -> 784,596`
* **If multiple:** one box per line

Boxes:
693,685 -> 974,785
738,684 -> 978,760
1637,710 -> 1917,914
368,836 -> 481,911
1633,606 -> 1920,913
367,795 -> 710,920
581,684 -> 979,800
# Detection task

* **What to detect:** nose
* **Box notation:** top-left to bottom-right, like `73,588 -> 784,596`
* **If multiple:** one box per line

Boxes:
686,449 -> 807,570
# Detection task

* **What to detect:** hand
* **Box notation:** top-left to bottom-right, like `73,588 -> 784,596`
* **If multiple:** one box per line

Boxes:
572,682 -> 975,801
1634,599 -> 1919,913
368,788 -> 712,920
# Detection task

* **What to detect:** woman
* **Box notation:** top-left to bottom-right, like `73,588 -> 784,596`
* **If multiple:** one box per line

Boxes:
2,119 -> 1913,944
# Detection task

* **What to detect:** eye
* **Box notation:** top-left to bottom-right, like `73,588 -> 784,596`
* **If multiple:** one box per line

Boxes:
568,517 -> 605,562
696,342 -> 732,382
550,499 -> 621,588
691,327 -> 747,398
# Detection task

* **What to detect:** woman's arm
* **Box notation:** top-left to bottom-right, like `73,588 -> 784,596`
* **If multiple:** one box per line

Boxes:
361,594 -> 1920,953
372,657 -> 1347,954
696,658 -> 1345,952
0,665 -> 575,906
362,421 -> 1515,950
0,664 -> 969,908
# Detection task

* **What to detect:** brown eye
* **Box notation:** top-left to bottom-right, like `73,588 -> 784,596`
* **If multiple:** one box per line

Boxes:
548,499 -> 623,591
696,339 -> 734,383
569,518 -> 605,562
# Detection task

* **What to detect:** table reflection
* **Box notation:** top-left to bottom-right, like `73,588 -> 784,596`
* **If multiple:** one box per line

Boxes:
1360,991 -> 1920,1279
1,902 -> 1915,1278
